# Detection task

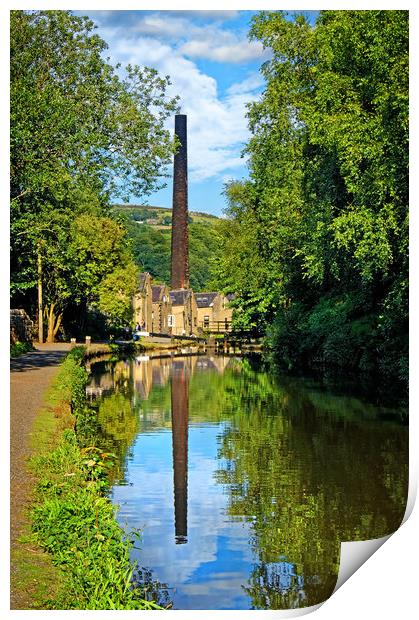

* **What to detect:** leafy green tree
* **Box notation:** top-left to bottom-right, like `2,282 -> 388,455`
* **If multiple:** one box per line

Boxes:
209,181 -> 284,331
216,10 -> 408,380
127,222 -> 171,284
97,262 -> 139,328
31,211 -> 137,340
10,10 -> 179,339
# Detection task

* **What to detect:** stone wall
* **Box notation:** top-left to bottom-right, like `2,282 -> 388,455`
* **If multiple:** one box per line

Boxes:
10,309 -> 34,344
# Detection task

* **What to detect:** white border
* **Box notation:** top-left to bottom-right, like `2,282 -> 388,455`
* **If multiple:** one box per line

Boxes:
3,2 -> 416,618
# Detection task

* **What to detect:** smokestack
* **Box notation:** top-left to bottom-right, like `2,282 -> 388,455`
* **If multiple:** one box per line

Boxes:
171,114 -> 189,290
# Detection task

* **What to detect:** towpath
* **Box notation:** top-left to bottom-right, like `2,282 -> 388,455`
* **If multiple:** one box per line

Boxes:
10,343 -> 71,608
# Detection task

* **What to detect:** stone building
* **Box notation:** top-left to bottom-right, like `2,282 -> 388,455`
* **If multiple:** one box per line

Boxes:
10,309 -> 34,344
133,272 -> 153,331
151,284 -> 172,334
169,289 -> 198,336
194,292 -> 233,331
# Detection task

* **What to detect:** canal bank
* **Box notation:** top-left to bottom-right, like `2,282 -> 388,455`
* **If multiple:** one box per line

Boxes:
11,345 -> 166,610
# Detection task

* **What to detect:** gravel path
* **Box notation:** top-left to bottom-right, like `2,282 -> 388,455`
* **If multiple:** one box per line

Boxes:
10,343 -> 71,608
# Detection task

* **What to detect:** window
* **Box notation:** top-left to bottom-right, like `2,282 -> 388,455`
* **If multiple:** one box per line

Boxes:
168,314 -> 174,327
204,315 -> 210,328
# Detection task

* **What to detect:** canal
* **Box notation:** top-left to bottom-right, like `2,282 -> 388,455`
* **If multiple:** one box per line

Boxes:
87,354 -> 408,610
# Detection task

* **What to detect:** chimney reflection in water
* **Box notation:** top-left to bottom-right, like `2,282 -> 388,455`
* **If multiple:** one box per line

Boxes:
171,361 -> 189,544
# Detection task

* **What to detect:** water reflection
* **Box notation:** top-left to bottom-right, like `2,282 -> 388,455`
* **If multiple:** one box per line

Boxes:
171,360 -> 189,544
87,355 -> 408,610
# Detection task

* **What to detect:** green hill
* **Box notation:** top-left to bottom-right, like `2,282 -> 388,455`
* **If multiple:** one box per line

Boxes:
113,205 -> 221,291
114,204 -> 218,227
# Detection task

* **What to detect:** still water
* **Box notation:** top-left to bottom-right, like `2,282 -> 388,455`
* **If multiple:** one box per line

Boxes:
87,354 -> 408,610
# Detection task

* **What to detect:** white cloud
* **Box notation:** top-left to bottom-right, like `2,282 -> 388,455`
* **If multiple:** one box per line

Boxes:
113,425 -> 254,606
95,13 -> 266,183
121,12 -> 267,64
179,39 -> 265,63
131,14 -> 189,38
226,72 -> 265,95
169,10 -> 239,21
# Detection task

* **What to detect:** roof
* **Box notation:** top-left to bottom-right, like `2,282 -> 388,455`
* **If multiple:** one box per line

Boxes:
194,292 -> 218,308
170,289 -> 191,306
151,284 -> 164,303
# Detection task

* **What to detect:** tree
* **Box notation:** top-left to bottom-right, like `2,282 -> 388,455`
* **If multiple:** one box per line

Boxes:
97,263 -> 139,328
28,210 -> 138,341
10,10 -> 179,339
209,181 -> 284,332
216,10 -> 408,380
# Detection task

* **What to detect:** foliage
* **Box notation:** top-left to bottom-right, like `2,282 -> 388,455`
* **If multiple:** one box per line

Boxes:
10,10 -> 179,338
215,10 -> 408,381
54,347 -> 88,413
31,432 -> 162,609
212,361 -> 407,607
126,218 -> 223,291
10,341 -> 34,357
189,222 -> 222,290
29,347 -> 165,609
97,262 -> 139,328
128,222 -> 171,284
11,10 -> 179,207
33,212 -> 138,339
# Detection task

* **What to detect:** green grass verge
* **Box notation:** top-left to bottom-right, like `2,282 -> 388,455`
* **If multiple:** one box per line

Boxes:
27,347 -> 163,610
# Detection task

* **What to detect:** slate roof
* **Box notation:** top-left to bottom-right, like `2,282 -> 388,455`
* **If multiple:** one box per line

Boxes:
194,292 -> 218,308
152,284 -> 164,303
170,289 -> 191,306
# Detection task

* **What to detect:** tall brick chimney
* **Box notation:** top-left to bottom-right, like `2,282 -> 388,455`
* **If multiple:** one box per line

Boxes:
171,114 -> 189,290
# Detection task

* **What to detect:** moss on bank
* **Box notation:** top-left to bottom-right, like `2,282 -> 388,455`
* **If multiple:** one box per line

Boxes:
26,347 -> 163,610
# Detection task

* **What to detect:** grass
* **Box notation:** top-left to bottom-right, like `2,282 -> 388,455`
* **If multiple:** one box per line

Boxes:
21,346 -> 165,610
11,543 -> 63,609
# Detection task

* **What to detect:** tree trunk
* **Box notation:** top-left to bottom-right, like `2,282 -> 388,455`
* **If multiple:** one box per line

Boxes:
37,246 -> 43,343
45,303 -> 63,343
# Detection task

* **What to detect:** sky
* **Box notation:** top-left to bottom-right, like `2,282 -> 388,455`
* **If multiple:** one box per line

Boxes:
73,9 -> 317,216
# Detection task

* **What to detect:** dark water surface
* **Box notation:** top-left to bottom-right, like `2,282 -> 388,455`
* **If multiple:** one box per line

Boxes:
87,354 -> 408,610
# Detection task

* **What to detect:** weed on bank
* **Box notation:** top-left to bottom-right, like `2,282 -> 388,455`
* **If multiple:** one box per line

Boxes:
30,347 -> 162,610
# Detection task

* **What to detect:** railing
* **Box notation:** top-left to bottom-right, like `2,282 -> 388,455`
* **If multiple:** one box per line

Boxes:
200,320 -> 232,333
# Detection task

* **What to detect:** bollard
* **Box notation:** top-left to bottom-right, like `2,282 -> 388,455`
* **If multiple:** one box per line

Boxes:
85,336 -> 91,346
70,338 -> 76,348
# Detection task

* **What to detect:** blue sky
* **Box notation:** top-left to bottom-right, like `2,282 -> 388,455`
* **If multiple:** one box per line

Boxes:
74,10 -> 317,215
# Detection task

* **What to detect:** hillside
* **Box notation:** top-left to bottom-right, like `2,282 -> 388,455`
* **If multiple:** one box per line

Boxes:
114,204 -> 218,227
113,204 -> 222,292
